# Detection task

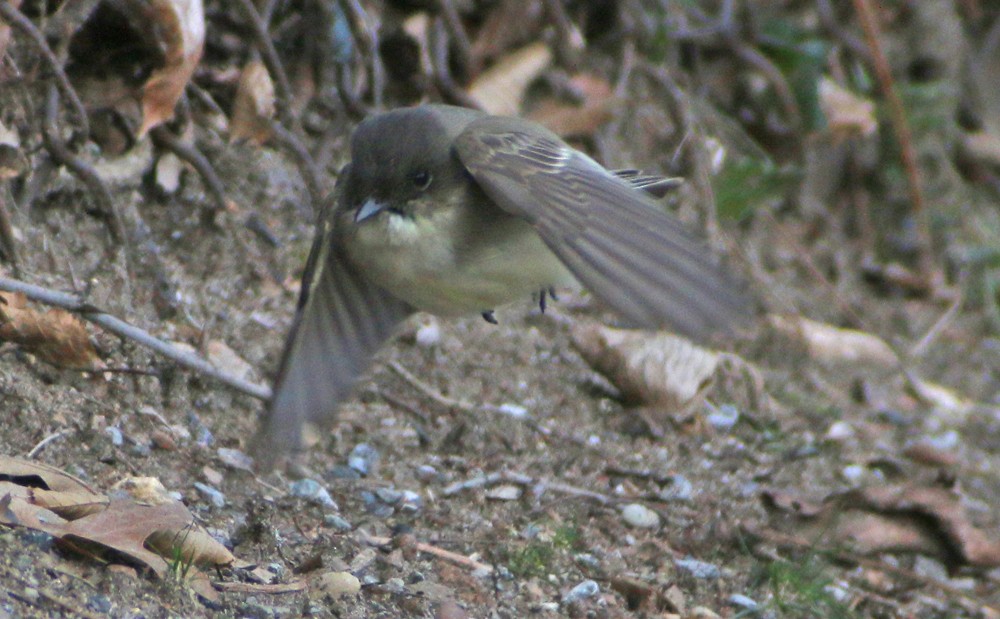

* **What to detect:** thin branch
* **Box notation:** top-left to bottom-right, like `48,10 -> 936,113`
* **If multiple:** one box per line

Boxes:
0,186 -> 21,274
41,85 -> 125,245
149,125 -> 228,214
268,120 -> 325,215
852,0 -> 936,286
0,276 -> 272,401
232,0 -> 295,127
0,2 -> 90,137
361,531 -> 494,573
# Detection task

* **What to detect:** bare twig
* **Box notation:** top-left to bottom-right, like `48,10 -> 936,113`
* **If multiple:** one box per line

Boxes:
149,125 -> 229,214
26,429 -> 72,459
0,2 -> 89,137
852,0 -> 936,286
429,18 -> 482,110
0,276 -> 272,401
540,0 -> 582,70
233,0 -> 295,127
338,0 -> 385,109
442,470 -> 614,505
267,120 -> 325,214
0,186 -> 20,274
40,86 -> 125,245
435,0 -> 474,73
361,531 -> 494,573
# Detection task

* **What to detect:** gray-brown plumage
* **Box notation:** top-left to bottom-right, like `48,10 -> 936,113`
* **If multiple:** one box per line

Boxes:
252,104 -> 748,467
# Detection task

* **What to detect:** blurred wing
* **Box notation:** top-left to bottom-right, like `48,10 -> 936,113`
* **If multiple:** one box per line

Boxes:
455,118 -> 747,339
252,205 -> 412,468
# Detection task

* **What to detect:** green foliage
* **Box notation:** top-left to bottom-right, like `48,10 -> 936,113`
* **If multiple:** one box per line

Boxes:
506,522 -> 583,578
755,556 -> 856,618
713,157 -> 796,220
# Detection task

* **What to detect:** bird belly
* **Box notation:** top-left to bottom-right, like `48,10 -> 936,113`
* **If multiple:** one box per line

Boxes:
347,209 -> 576,315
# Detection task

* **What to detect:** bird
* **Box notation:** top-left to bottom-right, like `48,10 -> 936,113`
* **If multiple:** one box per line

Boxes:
251,104 -> 749,467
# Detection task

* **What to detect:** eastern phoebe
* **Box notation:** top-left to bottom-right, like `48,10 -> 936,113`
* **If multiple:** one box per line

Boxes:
252,104 -> 748,466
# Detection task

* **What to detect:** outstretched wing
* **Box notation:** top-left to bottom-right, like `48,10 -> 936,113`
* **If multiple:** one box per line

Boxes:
454,117 -> 748,339
252,186 -> 412,468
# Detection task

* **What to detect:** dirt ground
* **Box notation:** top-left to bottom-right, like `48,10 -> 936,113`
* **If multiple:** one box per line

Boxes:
1,1 -> 999,618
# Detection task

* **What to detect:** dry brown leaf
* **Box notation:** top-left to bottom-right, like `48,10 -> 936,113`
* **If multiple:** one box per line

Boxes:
0,292 -> 104,370
0,461 -> 235,600
767,314 -> 898,369
528,73 -> 617,138
762,484 -> 1000,569
819,77 -> 877,138
468,42 -> 552,117
571,322 -> 720,411
137,0 -> 206,137
229,60 -> 275,145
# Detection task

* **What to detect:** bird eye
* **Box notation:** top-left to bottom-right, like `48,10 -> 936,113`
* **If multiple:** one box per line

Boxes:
411,170 -> 432,190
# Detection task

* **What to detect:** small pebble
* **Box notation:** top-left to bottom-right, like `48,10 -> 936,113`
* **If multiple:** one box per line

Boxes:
375,488 -> 403,504
317,571 -> 360,598
326,465 -> 362,480
688,607 -> 721,619
841,464 -> 865,483
360,491 -> 394,518
486,485 -> 522,501
706,403 -> 740,431
399,490 -> 423,512
202,466 -> 223,486
675,557 -> 720,580
728,593 -> 758,611
561,579 -> 599,604
324,514 -> 353,531
574,553 -> 599,568
621,503 -> 660,529
498,403 -> 528,418
825,421 -> 854,441
415,319 -> 441,347
87,594 -> 112,613
348,443 -> 379,476
659,475 -> 693,502
193,482 -> 226,508
217,447 -> 254,472
104,426 -> 123,446
415,464 -> 439,482
289,479 -> 338,509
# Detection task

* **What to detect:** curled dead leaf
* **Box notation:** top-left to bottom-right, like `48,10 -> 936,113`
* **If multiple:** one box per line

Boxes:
0,292 -> 104,370
229,60 -> 275,145
137,0 -> 206,136
571,322 -> 719,411
767,314 -> 898,369
819,77 -> 877,138
468,42 -> 552,116
762,484 -> 1000,570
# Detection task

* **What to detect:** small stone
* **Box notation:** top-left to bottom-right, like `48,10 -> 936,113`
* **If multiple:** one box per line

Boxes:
316,571 -> 360,598
561,579 -> 599,604
217,447 -> 254,472
486,485 -> 522,501
398,490 -> 423,512
86,594 -> 112,613
324,514 -> 353,531
415,319 -> 441,348
415,464 -> 439,482
688,607 -> 721,619
348,443 -> 379,476
435,600 -> 468,619
621,503 -> 660,529
150,429 -> 177,450
193,482 -> 226,508
825,421 -> 854,441
675,557 -> 720,580
659,475 -> 693,502
498,403 -> 528,418
104,426 -> 124,446
913,555 -> 948,581
361,491 -> 394,517
202,466 -> 223,486
728,594 -> 758,611
326,465 -> 362,480
574,553 -> 599,568
289,479 -> 338,509
375,488 -> 404,504
841,464 -> 865,483
706,403 -> 739,431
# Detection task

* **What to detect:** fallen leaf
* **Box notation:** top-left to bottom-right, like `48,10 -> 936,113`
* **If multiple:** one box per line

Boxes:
137,0 -> 206,136
0,292 -> 104,370
766,314 -> 898,369
528,73 -> 617,138
571,322 -> 720,410
229,60 -> 275,145
762,483 -> 1000,570
468,42 -> 552,116
819,77 -> 877,138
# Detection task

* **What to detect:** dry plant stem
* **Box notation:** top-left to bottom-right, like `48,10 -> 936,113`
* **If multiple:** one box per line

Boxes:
430,18 -> 482,110
0,2 -> 89,138
852,0 -> 936,286
435,0 -> 473,72
41,87 -> 125,245
212,580 -> 307,594
336,64 -> 368,118
442,470 -> 614,505
815,0 -> 871,61
149,126 -> 228,214
362,533 -> 493,573
0,276 -> 273,401
26,429 -> 72,459
540,0 -> 581,70
267,120 -> 325,214
0,188 -> 20,274
338,0 -> 385,109
910,289 -> 963,357
233,0 -> 295,127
